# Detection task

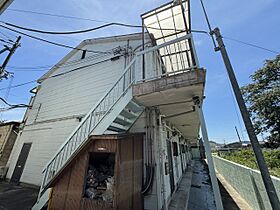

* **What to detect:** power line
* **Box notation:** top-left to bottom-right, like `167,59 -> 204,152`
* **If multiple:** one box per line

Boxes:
7,65 -> 52,70
7,8 -> 109,24
7,47 -> 121,72
0,28 -> 17,39
223,36 -> 280,55
0,38 -> 13,45
0,97 -> 28,107
0,54 -> 123,91
0,24 -> 113,54
191,29 -> 280,55
0,94 -> 29,114
1,21 -> 184,35
7,69 -> 48,72
6,44 -> 126,71
0,30 -> 15,41
0,106 -> 28,112
0,80 -> 37,91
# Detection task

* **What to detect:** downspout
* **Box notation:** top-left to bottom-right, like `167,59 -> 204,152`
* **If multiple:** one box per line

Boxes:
158,114 -> 167,210
142,108 -> 154,195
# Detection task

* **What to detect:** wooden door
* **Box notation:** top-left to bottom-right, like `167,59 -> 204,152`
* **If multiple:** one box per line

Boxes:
166,140 -> 175,193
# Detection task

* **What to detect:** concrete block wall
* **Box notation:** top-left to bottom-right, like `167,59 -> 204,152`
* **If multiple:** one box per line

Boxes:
213,156 -> 280,210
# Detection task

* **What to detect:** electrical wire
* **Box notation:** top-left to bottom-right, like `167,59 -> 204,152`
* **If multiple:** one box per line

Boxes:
0,106 -> 28,112
6,69 -> 48,72
199,0 -> 217,48
191,29 -> 280,55
6,45 -> 126,71
223,36 -> 280,55
0,54 -> 124,91
7,65 -> 53,70
1,80 -> 38,91
0,21 -> 185,35
0,38 -> 13,45
0,97 -> 29,107
0,24 -> 113,54
0,30 -> 15,42
225,72 -> 247,141
6,8 -> 109,24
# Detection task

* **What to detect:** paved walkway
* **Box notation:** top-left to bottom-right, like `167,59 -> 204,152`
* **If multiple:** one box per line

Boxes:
187,160 -> 242,210
0,181 -> 38,210
168,165 -> 193,210
187,160 -> 216,210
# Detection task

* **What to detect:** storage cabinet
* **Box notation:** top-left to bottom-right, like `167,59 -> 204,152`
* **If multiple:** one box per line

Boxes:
49,134 -> 143,210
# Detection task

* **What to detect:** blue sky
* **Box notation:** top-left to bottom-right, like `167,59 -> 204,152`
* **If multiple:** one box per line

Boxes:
0,0 -> 279,143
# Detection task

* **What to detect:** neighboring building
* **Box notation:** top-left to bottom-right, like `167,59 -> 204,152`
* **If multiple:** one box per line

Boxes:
0,121 -> 20,179
7,1 -> 206,210
209,140 -> 223,151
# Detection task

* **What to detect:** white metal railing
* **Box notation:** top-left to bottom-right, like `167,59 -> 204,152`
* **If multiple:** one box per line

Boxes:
37,33 -> 198,199
38,57 -> 136,197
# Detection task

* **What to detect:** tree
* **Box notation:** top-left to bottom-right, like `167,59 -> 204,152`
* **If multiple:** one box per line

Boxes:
241,55 -> 280,147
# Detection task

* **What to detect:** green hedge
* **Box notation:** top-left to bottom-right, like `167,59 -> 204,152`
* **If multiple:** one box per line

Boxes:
218,149 -> 280,178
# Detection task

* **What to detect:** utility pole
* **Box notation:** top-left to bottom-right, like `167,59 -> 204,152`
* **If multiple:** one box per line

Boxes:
234,126 -> 242,143
211,27 -> 280,210
0,36 -> 21,79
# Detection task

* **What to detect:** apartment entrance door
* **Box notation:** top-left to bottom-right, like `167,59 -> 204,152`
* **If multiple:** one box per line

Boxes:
10,143 -> 32,183
166,140 -> 175,193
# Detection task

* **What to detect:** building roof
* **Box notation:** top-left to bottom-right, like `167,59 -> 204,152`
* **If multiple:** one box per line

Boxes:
37,32 -> 150,83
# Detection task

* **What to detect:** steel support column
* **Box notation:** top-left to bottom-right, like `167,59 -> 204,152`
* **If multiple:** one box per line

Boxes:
193,96 -> 224,210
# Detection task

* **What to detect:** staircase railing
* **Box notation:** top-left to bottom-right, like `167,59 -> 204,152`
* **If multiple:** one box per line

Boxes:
37,33 -> 197,200
38,56 -> 137,197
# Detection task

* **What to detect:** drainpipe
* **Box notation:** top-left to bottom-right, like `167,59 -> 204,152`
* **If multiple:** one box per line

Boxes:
159,114 -> 167,210
193,96 -> 224,210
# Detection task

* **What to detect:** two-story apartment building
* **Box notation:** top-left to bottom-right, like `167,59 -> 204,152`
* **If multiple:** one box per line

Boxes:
6,1 -> 206,209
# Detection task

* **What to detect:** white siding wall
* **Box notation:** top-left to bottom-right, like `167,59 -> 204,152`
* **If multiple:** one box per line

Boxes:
6,35 -> 147,186
131,110 -> 190,210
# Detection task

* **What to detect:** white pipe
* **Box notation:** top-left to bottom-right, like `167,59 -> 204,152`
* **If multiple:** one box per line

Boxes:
158,113 -> 167,210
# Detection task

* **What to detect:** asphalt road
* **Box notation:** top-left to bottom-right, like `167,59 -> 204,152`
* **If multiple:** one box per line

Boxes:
0,181 -> 38,210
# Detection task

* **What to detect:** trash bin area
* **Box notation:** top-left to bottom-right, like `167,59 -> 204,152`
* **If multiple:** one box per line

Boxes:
48,134 -> 143,210
84,152 -> 115,203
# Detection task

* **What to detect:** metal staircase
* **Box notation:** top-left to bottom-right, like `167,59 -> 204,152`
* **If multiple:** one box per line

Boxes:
32,57 -> 143,210
32,33 -> 197,210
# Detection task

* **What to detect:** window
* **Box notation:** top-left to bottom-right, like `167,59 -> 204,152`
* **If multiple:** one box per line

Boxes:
81,50 -> 86,59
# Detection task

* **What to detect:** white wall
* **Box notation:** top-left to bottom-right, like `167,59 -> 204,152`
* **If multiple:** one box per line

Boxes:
6,34 -> 149,186
131,109 -> 190,210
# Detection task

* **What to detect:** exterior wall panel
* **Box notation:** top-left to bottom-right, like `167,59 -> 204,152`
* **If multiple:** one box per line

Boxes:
6,34 -> 148,186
